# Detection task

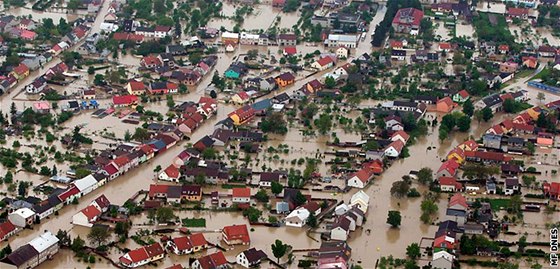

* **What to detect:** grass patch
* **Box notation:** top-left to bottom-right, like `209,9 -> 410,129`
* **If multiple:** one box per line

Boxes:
516,69 -> 534,79
221,184 -> 246,189
487,199 -> 510,211
182,218 -> 206,227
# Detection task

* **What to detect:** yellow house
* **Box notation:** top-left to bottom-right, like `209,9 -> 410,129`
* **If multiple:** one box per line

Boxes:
181,186 -> 202,202
447,148 -> 465,164
527,108 -> 541,121
457,140 -> 478,152
10,63 -> 30,80
126,80 -> 146,95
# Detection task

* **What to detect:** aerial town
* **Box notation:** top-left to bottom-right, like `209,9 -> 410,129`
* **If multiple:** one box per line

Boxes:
0,0 -> 559,268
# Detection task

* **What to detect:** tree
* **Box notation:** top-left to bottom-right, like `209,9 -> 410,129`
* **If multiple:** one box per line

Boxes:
210,90 -> 217,99
260,113 -> 288,134
87,226 -> 110,247
124,130 -> 132,142
406,243 -> 421,260
255,189 -> 269,203
71,236 -> 85,253
314,114 -> 333,135
156,207 -> 175,223
307,212 -> 317,228
386,210 -> 401,228
271,239 -> 289,263
324,76 -> 336,89
462,99 -> 474,117
390,181 -> 410,198
417,168 -> 433,185
482,107 -> 493,122
4,171 -> 13,184
87,66 -> 95,75
67,0 -> 80,12
457,115 -> 471,132
153,165 -> 162,173
438,128 -> 448,142
271,181 -> 283,195
294,191 -> 307,207
115,221 -> 130,236
10,102 -> 17,117
133,127 -> 150,141
243,207 -> 262,222
166,95 -> 175,108
537,92 -> 545,103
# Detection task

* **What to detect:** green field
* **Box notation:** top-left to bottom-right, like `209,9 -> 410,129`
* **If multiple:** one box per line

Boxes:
182,218 -> 206,227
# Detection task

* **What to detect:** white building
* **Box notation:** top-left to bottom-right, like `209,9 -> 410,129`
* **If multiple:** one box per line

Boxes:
8,208 -> 36,227
432,250 -> 454,269
285,207 -> 310,228
240,32 -> 260,45
350,191 -> 370,214
236,248 -> 267,268
325,34 -> 358,48
73,174 -> 98,196
72,205 -> 101,227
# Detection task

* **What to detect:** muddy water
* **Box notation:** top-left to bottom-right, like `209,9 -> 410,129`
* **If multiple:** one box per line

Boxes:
7,7 -> 81,23
3,3 -> 547,268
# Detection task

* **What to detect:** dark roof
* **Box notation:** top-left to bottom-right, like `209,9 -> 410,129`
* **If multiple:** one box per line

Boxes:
3,244 -> 39,266
243,248 -> 267,263
482,94 -> 502,107
446,208 -> 466,217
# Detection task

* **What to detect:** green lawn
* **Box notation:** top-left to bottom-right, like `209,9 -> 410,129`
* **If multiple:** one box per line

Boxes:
182,218 -> 206,227
221,184 -> 246,189
488,199 -> 510,211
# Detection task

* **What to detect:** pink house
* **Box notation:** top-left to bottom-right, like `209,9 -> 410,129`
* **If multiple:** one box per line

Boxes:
33,101 -> 51,113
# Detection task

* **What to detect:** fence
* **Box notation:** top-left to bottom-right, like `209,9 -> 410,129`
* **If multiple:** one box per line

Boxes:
527,80 -> 560,94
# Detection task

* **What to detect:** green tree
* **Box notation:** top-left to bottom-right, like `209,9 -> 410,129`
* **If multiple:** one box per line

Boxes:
294,191 -> 307,207
271,181 -> 283,195
438,128 -> 448,142
87,226 -> 110,247
386,210 -> 401,228
87,66 -> 95,75
71,236 -> 85,253
156,207 -> 176,223
325,76 -> 336,89
67,0 -> 81,11
166,95 -> 175,108
482,107 -> 493,122
314,114 -> 332,135
307,212 -> 317,228
255,189 -> 269,203
271,239 -> 289,263
417,168 -> 433,185
133,127 -> 150,141
390,181 -> 410,198
4,171 -> 13,184
462,99 -> 474,117
457,115 -> 471,132
406,243 -> 421,260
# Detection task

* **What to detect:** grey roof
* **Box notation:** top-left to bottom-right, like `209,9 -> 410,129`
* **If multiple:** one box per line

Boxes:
446,208 -> 466,217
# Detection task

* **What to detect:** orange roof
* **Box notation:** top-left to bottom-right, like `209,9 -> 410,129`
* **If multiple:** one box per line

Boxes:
164,165 -> 180,178
149,184 -> 169,197
232,187 -> 251,198
316,56 -> 334,67
457,90 -> 469,98
388,139 -> 405,152
437,96 -> 454,107
352,167 -> 373,183
81,205 -> 101,221
189,233 -> 207,247
449,193 -> 468,209
223,224 -> 250,242
458,140 -> 478,151
391,130 -> 410,142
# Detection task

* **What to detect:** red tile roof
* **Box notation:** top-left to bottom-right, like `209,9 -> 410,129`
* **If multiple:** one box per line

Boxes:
103,163 -> 119,175
190,233 -> 207,247
164,165 -> 180,178
284,46 -> 297,55
232,187 -> 251,198
122,246 -> 149,264
508,7 -> 528,17
438,159 -> 459,175
316,56 -> 334,67
388,139 -> 405,152
113,95 -> 138,105
172,236 -> 192,251
464,151 -> 512,162
449,193 -> 468,209
128,80 -> 146,91
223,224 -> 250,243
58,186 -> 80,201
142,55 -> 162,66
149,184 -> 169,197
457,90 -> 469,99
0,220 -> 16,239
391,130 -> 410,142
81,204 -> 101,221
113,155 -> 129,168
144,242 -> 165,258
352,167 -> 373,183
392,8 -> 424,27
12,63 -> 29,75
439,177 -> 462,189
439,42 -> 452,50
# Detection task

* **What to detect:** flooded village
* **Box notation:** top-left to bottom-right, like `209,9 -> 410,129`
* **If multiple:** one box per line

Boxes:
0,0 -> 560,269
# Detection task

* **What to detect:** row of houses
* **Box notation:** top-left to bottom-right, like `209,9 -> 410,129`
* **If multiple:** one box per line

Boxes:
0,231 -> 59,269
329,191 -> 369,241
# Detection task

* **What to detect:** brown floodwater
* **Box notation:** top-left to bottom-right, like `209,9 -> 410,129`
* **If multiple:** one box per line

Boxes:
3,2 -> 558,269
